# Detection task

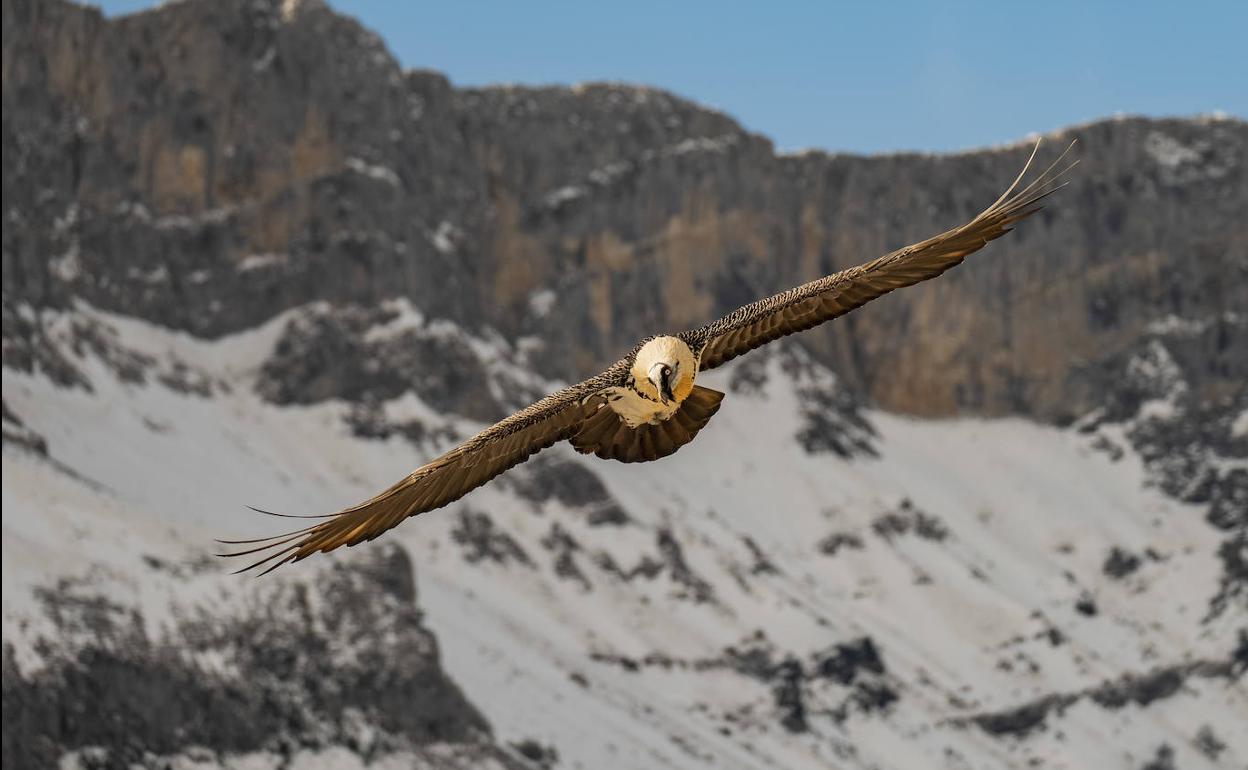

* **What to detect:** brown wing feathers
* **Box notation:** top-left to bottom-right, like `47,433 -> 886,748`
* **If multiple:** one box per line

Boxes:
219,378 -> 612,575
694,139 -> 1077,370
223,139 -> 1073,574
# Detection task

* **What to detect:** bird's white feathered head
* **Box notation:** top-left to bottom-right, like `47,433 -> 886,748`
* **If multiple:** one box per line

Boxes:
631,336 -> 696,405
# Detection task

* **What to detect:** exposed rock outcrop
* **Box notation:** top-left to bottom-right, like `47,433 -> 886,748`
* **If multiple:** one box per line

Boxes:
5,0 -> 1245,423
1,545 -> 523,769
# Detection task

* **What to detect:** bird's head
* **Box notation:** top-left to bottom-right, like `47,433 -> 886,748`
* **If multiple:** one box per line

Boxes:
631,336 -> 696,405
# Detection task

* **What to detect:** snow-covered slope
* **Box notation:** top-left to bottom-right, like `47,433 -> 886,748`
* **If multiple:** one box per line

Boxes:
3,302 -> 1245,770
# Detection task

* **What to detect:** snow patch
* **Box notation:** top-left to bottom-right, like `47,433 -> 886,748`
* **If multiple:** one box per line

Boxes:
49,250 -> 82,282
252,45 -> 276,72
344,157 -> 401,187
542,185 -> 588,209
528,288 -> 557,318
587,161 -> 633,186
666,134 -> 738,157
1145,131 -> 1202,169
362,297 -> 426,342
236,253 -> 288,273
127,265 -> 169,284
153,206 -> 235,231
430,220 -> 460,255
1231,409 -> 1248,440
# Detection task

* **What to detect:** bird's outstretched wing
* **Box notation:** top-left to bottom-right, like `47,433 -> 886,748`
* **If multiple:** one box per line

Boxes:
219,362 -> 628,574
689,140 -> 1077,371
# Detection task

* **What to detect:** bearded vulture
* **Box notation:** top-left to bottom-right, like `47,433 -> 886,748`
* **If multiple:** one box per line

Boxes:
222,140 -> 1076,574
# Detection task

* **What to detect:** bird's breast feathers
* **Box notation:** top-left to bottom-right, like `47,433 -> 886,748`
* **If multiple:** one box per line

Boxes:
604,386 -> 681,428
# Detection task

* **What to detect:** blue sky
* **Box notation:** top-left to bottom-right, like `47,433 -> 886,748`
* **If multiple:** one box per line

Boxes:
97,0 -> 1246,154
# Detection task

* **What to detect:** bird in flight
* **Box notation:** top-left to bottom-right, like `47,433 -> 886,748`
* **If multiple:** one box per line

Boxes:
222,140 -> 1076,574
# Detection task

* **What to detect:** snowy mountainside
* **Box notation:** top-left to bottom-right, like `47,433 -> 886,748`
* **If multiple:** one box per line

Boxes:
3,301 -> 1244,769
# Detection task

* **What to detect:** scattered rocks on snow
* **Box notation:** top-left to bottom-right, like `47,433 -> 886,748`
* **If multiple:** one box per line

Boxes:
1103,546 -> 1144,579
510,454 -> 631,526
2,545 -> 511,769
967,693 -> 1079,738
740,536 -> 779,575
871,498 -> 950,543
541,522 -> 592,591
257,304 -> 504,423
589,631 -> 898,734
588,528 -> 719,604
781,347 -> 878,459
1191,724 -> 1227,761
958,643 -> 1247,739
451,509 -> 534,568
815,637 -> 887,685
1140,743 -> 1176,770
2,307 -> 221,398
592,551 -> 665,582
1,400 -> 48,456
1079,330 -> 1248,622
2,303 -> 93,391
1207,532 -> 1248,621
510,739 -> 559,769
343,397 -> 457,445
1075,592 -> 1099,617
817,531 -> 865,556
773,657 -> 808,733
656,528 -> 716,604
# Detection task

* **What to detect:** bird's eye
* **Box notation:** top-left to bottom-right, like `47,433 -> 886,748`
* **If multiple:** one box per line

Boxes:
662,365 -> 672,376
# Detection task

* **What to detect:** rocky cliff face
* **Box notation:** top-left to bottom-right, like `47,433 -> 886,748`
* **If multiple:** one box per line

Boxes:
2,545 -> 526,770
5,0 -> 1245,422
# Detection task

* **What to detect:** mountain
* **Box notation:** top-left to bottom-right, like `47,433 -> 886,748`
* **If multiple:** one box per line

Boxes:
2,1 -> 1245,768
6,0 -> 1246,420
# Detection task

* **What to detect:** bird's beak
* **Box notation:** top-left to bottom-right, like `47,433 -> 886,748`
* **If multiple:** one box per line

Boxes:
649,364 -> 675,405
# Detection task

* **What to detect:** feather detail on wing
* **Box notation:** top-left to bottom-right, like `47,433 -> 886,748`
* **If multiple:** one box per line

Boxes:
691,139 -> 1078,371
219,363 -> 628,575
